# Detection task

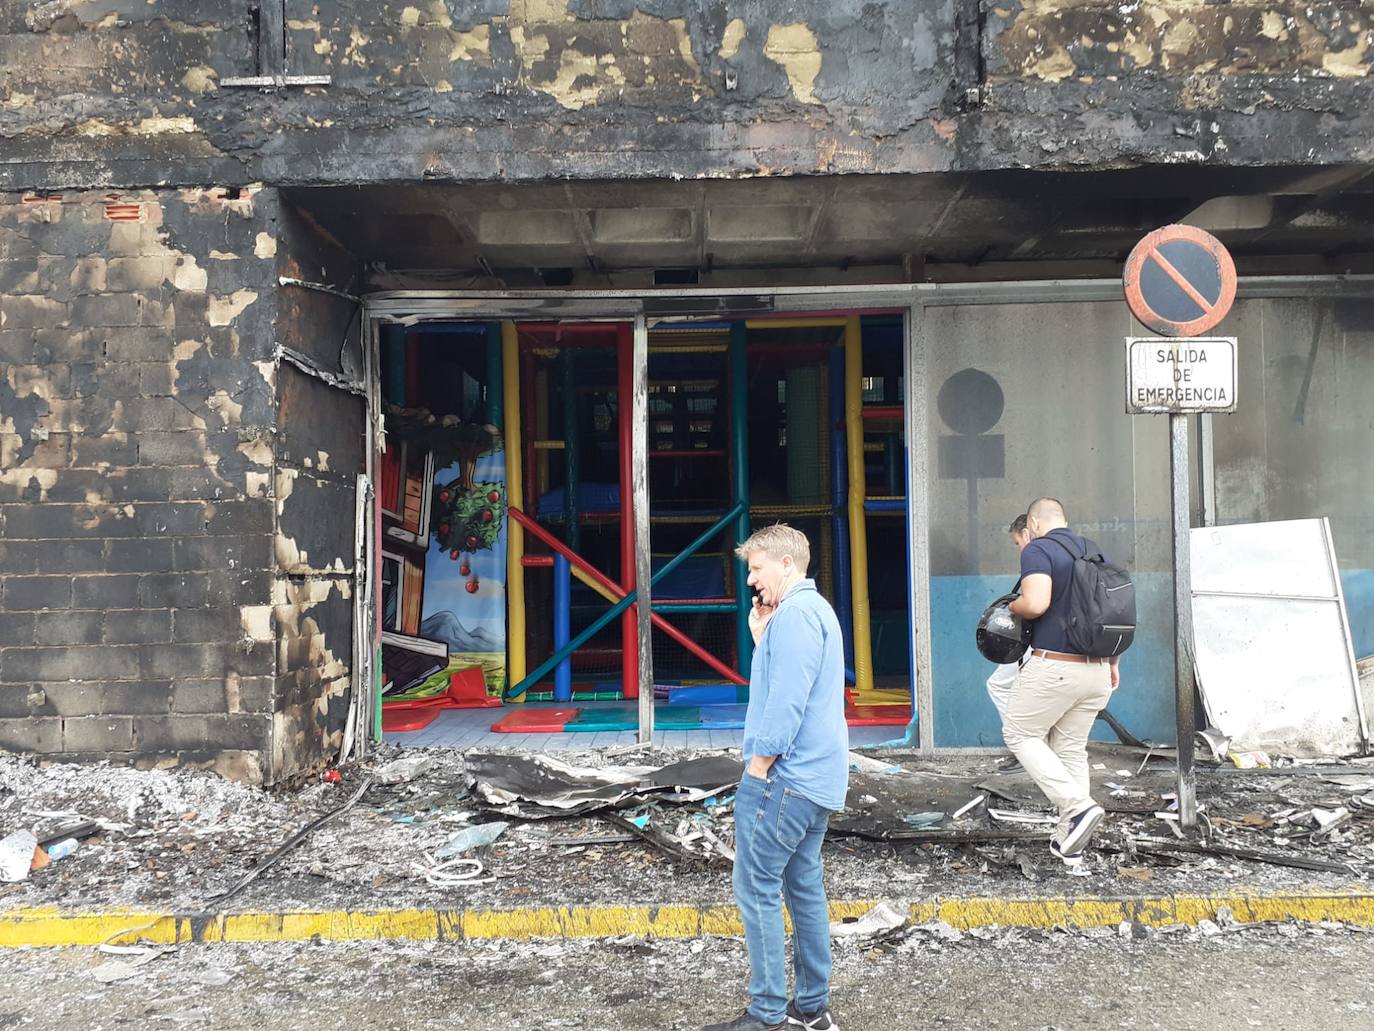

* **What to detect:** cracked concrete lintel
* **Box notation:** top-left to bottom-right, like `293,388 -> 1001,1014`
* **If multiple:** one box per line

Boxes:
958,75 -> 1374,171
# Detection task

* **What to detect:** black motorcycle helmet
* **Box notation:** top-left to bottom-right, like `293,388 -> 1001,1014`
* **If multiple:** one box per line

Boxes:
976,591 -> 1033,664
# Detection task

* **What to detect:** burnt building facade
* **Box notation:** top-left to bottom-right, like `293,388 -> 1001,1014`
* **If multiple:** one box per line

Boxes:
1,2 -> 1372,781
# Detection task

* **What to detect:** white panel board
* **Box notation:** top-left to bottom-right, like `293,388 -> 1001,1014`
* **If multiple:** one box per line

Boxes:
1190,518 -> 1338,598
1361,657 -> 1374,738
1190,518 -> 1368,757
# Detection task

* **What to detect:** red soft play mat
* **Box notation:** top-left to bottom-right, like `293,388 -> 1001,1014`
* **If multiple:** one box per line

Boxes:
845,704 -> 913,727
382,699 -> 444,733
490,707 -> 579,733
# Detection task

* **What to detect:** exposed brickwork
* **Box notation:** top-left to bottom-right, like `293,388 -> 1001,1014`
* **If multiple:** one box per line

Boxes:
0,188 -> 286,782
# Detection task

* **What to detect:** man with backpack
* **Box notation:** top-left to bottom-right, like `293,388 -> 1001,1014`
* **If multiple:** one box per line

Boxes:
1006,497 -> 1133,862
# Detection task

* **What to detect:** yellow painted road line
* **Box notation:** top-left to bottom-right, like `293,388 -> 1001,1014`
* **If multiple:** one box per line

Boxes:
3,893 -> 1374,947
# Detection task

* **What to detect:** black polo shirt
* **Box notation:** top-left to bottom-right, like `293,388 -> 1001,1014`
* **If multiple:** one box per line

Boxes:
1019,527 -> 1099,653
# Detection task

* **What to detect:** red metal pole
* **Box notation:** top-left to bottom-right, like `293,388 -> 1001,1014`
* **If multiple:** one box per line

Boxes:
617,324 -> 639,701
509,507 -> 747,687
521,344 -> 537,513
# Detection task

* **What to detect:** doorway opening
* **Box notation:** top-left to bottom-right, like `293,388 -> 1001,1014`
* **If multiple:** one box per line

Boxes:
372,312 -> 915,748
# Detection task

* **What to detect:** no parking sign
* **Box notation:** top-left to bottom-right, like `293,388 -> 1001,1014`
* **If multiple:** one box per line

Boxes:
1123,225 -> 1237,415
1121,223 -> 1241,832
1123,224 -> 1237,337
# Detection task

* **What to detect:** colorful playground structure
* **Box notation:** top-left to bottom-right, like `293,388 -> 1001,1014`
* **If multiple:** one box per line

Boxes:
377,313 -> 913,736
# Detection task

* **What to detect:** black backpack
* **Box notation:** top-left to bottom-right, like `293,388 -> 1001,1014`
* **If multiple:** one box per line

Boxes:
1045,535 -> 1136,657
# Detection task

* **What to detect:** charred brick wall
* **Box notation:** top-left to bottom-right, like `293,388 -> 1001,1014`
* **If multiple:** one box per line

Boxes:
270,201 -> 366,782
0,188 -> 281,782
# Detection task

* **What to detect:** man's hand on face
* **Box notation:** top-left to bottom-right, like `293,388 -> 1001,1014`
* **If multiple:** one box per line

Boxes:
748,595 -> 776,645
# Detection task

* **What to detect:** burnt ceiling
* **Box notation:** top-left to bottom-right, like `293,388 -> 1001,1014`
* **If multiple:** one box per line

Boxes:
286,166 -> 1374,285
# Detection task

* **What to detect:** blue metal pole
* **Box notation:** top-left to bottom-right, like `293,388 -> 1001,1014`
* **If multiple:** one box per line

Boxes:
729,321 -> 752,701
885,433 -> 901,497
553,554 -> 572,702
562,348 -> 581,554
829,345 -> 854,674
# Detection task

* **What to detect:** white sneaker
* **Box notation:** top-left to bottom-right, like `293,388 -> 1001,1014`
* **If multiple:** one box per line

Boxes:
1058,804 -> 1105,855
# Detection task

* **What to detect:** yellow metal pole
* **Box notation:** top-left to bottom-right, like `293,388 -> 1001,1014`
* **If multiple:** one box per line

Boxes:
844,315 -> 874,695
571,565 -> 619,605
502,321 -> 527,694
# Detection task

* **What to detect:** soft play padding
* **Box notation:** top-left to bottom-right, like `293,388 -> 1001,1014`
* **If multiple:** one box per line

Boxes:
667,684 -> 738,706
649,555 -> 726,600
844,704 -> 913,726
447,666 -> 502,708
565,704 -> 704,732
490,707 -> 579,733
537,483 -> 621,518
382,704 -> 442,734
564,707 -> 637,732
698,704 -> 748,729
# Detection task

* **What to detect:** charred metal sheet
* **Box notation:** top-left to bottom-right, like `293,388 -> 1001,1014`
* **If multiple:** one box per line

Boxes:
276,369 -> 365,475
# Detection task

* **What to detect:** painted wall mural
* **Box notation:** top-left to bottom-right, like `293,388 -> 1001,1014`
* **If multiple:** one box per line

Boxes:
421,429 -> 508,699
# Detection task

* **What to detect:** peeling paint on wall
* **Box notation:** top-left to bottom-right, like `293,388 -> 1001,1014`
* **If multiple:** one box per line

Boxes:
0,185 -> 281,780
719,17 -> 747,60
208,289 -> 258,327
763,23 -> 822,105
986,1 -> 1373,81
271,577 -> 352,779
502,0 -> 705,110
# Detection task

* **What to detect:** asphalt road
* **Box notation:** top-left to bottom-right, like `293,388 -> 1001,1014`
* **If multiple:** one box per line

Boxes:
0,925 -> 1371,1030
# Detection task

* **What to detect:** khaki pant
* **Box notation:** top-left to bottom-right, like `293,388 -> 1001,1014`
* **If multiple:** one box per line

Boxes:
1002,654 -> 1113,821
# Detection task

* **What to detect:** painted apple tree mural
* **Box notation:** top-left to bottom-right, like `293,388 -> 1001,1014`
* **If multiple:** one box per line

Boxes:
428,421 -> 505,595
433,481 -> 505,592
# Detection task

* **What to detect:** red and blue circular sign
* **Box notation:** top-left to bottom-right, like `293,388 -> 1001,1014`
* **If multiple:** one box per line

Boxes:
1123,225 -> 1237,337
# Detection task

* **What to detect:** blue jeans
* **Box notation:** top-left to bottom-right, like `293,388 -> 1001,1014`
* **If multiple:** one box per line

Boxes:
733,770 -> 833,1025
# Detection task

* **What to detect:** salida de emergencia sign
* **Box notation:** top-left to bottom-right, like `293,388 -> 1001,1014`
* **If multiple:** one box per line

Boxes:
1125,337 -> 1237,415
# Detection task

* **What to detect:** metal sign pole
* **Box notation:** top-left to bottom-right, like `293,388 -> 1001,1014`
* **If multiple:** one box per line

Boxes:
1122,224 -> 1236,835
632,314 -> 655,742
1170,413 -> 1198,827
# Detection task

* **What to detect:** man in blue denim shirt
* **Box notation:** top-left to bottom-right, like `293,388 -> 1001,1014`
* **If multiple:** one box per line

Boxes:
705,525 -> 848,1031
